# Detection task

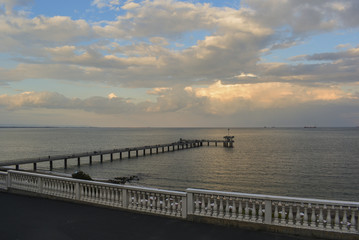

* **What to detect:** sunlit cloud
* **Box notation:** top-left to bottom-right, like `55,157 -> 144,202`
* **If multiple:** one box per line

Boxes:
0,0 -> 359,126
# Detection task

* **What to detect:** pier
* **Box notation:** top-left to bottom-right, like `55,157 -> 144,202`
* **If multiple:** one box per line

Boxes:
0,136 -> 234,171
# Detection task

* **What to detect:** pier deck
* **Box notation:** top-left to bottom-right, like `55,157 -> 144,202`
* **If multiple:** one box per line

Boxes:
0,138 -> 233,170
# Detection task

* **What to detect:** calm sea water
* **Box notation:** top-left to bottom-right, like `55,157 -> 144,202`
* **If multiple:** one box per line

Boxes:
1,127 -> 358,201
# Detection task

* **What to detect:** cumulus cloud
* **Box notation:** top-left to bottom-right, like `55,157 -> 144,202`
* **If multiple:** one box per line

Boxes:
0,91 -> 137,114
1,0 -> 359,126
91,0 -> 122,10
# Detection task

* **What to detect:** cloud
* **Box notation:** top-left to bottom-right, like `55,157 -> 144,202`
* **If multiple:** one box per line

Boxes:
1,81 -> 356,117
190,80 -> 356,114
91,0 -> 122,10
0,0 -> 32,14
1,0 -> 358,88
289,47 -> 359,62
242,0 -> 359,35
0,91 -> 137,114
1,0 -> 359,126
122,1 -> 140,10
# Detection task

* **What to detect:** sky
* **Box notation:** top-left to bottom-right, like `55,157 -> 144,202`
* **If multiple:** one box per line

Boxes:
0,0 -> 359,127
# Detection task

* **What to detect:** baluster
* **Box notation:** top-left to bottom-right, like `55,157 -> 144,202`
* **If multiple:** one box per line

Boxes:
166,195 -> 171,215
274,202 -> 279,224
138,192 -> 143,210
100,187 -> 104,204
135,191 -> 140,210
110,188 -> 115,206
206,195 -> 212,216
128,190 -> 133,208
218,196 -> 224,218
145,193 -> 151,212
99,187 -> 104,203
326,206 -> 332,229
67,182 -> 71,198
295,204 -> 301,226
333,206 -> 340,230
350,208 -> 356,233
118,189 -> 123,207
64,182 -> 68,197
250,200 -> 256,222
303,204 -> 309,227
224,197 -> 230,219
318,205 -> 324,229
200,195 -> 206,216
231,199 -> 237,220
101,187 -> 106,204
106,187 -> 111,205
142,192 -> 147,211
93,186 -> 97,202
89,186 -> 94,202
85,185 -> 90,202
310,204 -> 316,228
342,207 -> 348,231
57,181 -> 64,197
111,188 -> 116,206
257,200 -> 263,223
95,187 -> 100,203
244,200 -> 250,221
281,203 -> 286,225
159,194 -> 165,214
128,191 -> 133,209
212,196 -> 218,217
144,192 -> 149,211
288,204 -> 294,225
92,186 -> 97,202
153,194 -> 159,213
237,198 -> 243,220
55,180 -> 60,196
194,194 -> 200,215
171,196 -> 177,217
134,191 -> 139,209
81,184 -> 86,200
52,180 -> 56,195
178,197 -> 183,217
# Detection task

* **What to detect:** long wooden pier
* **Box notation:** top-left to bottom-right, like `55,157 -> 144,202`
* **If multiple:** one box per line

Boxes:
0,137 -> 234,171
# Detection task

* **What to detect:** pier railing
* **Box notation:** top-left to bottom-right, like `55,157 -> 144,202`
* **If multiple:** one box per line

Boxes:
0,138 -> 232,171
0,170 -> 358,237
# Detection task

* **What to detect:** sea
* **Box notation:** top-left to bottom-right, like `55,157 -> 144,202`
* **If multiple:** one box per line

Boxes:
0,127 -> 358,202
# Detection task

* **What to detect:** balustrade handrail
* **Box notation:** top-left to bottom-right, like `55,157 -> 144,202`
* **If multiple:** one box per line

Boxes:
7,170 -> 186,196
1,170 -> 358,236
186,188 -> 359,207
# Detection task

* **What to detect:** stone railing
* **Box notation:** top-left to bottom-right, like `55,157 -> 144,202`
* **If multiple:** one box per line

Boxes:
1,170 -> 358,237
0,171 -> 8,190
187,188 -> 359,234
5,170 -> 186,218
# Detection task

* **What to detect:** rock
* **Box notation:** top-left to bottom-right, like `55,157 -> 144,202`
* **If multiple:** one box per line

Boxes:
72,171 -> 92,180
110,175 -> 140,184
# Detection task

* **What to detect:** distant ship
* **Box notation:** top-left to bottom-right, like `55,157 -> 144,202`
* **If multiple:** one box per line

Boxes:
304,126 -> 317,128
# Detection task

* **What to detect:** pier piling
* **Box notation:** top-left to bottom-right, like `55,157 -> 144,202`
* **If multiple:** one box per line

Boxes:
1,137 -> 234,171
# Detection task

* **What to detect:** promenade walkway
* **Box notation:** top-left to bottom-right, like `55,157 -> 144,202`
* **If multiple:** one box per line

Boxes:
0,192 -> 323,240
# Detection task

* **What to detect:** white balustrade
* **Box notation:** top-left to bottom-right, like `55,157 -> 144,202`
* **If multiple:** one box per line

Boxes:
5,170 -> 186,219
187,188 -> 359,234
0,171 -> 8,190
122,185 -> 186,217
3,170 -> 359,236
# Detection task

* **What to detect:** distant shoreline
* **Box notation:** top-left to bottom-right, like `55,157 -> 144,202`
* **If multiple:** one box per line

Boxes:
0,126 -> 358,129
